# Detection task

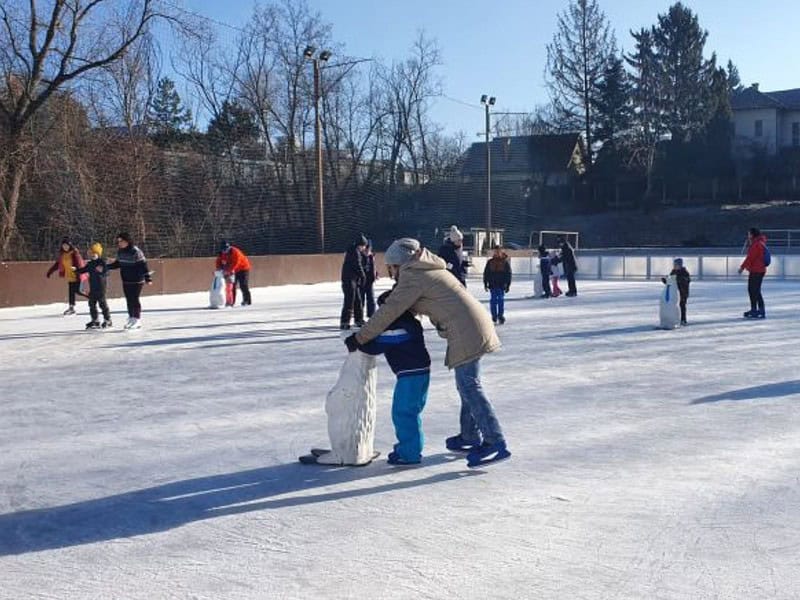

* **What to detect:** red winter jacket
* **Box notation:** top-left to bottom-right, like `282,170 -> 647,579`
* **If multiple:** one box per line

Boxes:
46,247 -> 85,280
216,246 -> 251,274
740,235 -> 768,274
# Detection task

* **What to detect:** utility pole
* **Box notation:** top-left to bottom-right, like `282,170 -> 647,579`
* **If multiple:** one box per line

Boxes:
480,95 -> 495,255
304,46 -> 331,254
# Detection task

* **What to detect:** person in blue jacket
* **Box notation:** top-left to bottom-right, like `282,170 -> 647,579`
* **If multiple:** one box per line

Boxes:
358,289 -> 431,465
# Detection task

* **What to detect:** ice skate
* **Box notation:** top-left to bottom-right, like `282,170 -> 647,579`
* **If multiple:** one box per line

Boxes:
445,434 -> 481,453
85,320 -> 100,330
466,440 -> 511,468
63,306 -> 76,316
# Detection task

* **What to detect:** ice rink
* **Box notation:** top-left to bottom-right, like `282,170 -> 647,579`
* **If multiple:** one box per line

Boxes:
1,278 -> 799,599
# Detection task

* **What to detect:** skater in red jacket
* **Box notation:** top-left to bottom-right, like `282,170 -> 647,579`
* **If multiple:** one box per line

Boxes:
738,227 -> 769,319
216,241 -> 252,306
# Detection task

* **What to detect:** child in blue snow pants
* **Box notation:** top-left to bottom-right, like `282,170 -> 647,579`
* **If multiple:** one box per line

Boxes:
355,290 -> 431,464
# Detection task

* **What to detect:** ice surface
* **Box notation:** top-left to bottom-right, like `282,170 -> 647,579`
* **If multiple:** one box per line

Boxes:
1,279 -> 799,599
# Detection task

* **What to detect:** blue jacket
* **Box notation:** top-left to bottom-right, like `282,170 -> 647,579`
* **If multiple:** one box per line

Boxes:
359,311 -> 430,378
75,258 -> 110,296
539,255 -> 552,278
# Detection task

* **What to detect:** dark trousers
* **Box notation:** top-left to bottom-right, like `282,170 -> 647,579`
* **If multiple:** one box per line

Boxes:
362,281 -> 376,317
564,268 -> 577,295
541,274 -> 552,298
233,270 -> 251,305
679,294 -> 687,323
89,293 -> 111,322
748,272 -> 765,312
489,288 -> 505,321
67,281 -> 84,306
340,280 -> 364,326
123,282 -> 144,319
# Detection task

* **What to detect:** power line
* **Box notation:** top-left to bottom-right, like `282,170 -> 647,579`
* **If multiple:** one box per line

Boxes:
439,94 -> 483,110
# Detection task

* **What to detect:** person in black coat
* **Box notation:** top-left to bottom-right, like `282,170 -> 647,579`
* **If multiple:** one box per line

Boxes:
438,225 -> 468,287
340,234 -> 368,329
538,245 -> 553,298
107,232 -> 152,328
73,242 -> 112,328
661,258 -> 691,325
360,240 -> 378,318
557,236 -> 578,296
483,245 -> 512,324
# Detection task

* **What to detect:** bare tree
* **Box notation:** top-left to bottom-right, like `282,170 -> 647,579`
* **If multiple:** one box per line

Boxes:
0,0 -> 177,259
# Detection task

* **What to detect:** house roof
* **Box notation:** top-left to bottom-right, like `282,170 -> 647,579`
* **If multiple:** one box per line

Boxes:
459,133 -> 583,177
731,87 -> 800,111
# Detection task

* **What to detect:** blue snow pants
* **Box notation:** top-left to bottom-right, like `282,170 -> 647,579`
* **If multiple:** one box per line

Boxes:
489,288 -> 505,321
392,373 -> 430,461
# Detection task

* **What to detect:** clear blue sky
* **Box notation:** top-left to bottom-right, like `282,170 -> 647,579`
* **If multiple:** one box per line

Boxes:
182,0 -> 800,136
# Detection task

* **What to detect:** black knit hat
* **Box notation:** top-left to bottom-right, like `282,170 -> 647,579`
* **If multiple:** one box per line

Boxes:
355,234 -> 368,247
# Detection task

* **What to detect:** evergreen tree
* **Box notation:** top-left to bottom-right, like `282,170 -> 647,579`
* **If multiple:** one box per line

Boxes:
652,3 -> 716,143
545,0 -> 616,169
699,66 -> 735,176
150,77 -> 192,145
593,55 -> 632,154
207,100 -> 259,155
726,59 -> 743,94
626,27 -> 665,200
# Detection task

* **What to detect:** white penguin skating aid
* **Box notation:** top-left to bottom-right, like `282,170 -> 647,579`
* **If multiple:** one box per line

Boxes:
299,350 -> 379,466
208,270 -> 226,309
658,274 -> 681,329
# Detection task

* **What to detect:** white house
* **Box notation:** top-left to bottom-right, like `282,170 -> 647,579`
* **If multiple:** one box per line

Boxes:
731,84 -> 800,157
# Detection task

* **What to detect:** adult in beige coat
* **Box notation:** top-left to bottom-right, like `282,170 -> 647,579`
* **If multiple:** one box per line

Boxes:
345,238 -> 510,466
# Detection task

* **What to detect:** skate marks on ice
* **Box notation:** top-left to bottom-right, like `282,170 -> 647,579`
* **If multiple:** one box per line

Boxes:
690,380 -> 800,405
0,453 -> 477,556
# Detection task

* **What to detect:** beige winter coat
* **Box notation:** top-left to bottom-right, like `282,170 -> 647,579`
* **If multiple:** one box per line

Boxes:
355,249 -> 500,369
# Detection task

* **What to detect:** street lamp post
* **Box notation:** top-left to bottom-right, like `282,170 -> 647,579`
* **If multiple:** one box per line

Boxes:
480,94 -> 496,255
304,46 -> 331,254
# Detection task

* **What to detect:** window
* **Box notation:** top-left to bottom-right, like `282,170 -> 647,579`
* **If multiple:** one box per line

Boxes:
755,120 -> 763,137
793,122 -> 800,147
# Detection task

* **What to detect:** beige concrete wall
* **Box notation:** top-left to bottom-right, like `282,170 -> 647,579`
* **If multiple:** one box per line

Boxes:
0,253 -> 387,309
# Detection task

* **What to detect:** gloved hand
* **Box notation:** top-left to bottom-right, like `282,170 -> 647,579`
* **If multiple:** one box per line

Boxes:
484,285 -> 489,292
45,272 -> 51,278
504,287 -> 510,293
344,334 -> 360,353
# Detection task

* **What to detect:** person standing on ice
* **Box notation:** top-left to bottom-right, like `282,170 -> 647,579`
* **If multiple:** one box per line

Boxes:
360,240 -> 378,318
661,258 -> 690,325
345,237 -> 511,468
340,234 -> 368,330
557,235 -> 578,296
45,237 -> 87,315
438,225 -> 469,287
483,244 -> 511,324
216,241 -> 252,306
358,289 -> 431,465
107,233 -> 151,330
738,227 -> 769,319
73,243 -> 112,329
537,245 -> 553,298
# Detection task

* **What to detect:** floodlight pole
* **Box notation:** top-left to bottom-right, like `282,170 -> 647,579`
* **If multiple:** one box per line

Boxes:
313,58 -> 324,254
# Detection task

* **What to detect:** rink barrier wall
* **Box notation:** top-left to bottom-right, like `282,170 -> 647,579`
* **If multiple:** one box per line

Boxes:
0,253 -> 387,309
469,253 -> 800,281
3,251 -> 797,309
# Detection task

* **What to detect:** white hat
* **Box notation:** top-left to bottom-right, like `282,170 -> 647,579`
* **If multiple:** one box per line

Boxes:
384,238 -> 420,266
449,225 -> 463,243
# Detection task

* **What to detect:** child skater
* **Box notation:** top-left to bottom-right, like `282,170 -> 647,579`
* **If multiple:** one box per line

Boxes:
483,244 -> 512,324
357,289 -> 431,465
549,251 -> 563,297
537,245 -> 552,298
73,243 -> 112,329
661,258 -> 691,325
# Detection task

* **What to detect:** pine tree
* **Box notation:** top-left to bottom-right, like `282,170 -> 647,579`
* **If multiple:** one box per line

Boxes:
726,60 -> 743,94
150,77 -> 192,146
626,27 -> 665,201
207,100 -> 259,155
652,3 -> 716,143
593,55 -> 632,153
545,0 -> 616,170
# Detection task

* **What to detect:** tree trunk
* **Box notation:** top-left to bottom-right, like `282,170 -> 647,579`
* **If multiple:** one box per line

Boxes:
0,149 -> 27,260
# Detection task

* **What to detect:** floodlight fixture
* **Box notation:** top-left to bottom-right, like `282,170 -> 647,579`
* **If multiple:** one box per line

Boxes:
319,50 -> 332,62
480,94 -> 488,104
303,45 -> 316,58
489,96 -> 496,105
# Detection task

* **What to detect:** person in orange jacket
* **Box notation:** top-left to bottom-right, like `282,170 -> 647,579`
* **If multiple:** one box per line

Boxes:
45,237 -> 87,315
738,227 -> 769,319
216,240 -> 252,306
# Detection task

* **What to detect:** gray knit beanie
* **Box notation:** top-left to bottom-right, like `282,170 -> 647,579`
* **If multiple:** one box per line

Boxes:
384,238 -> 420,266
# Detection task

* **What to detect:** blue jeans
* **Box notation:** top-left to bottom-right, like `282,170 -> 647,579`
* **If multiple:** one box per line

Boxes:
454,359 -> 504,445
489,288 -> 505,321
392,373 -> 429,461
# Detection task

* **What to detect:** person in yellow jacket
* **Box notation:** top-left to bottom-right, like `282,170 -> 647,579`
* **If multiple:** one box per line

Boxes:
345,238 -> 511,468
45,237 -> 87,315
